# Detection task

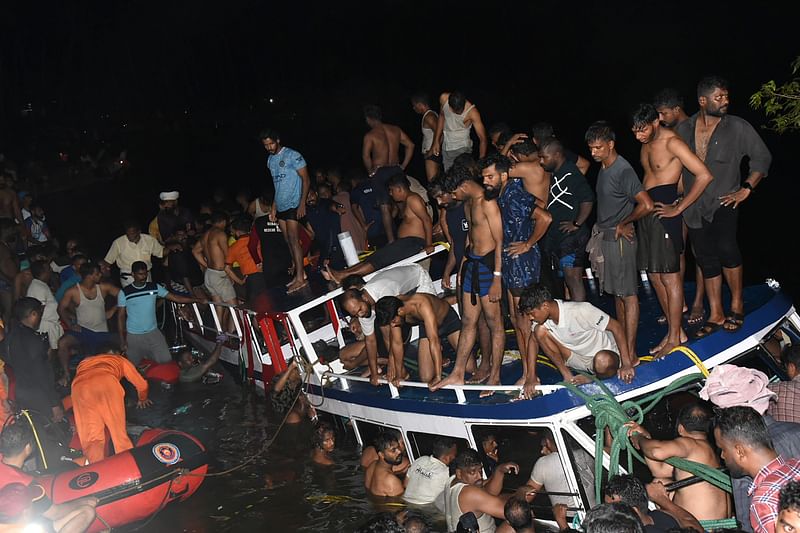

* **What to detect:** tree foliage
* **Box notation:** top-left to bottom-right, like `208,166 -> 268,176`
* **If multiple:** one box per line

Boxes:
750,56 -> 800,134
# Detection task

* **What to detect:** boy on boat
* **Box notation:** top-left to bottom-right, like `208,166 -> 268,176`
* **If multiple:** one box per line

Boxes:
518,284 -> 636,390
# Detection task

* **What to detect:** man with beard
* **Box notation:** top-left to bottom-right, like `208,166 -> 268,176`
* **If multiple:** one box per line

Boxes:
364,432 -> 406,498
361,104 -> 416,245
676,76 -> 771,338
260,128 -> 311,293
481,153 -> 552,399
538,138 -> 594,302
156,191 -> 195,242
630,104 -> 714,357
432,164 -> 505,392
715,406 -> 800,533
338,263 -> 435,385
653,88 -> 706,329
585,122 -> 654,363
530,122 -> 591,175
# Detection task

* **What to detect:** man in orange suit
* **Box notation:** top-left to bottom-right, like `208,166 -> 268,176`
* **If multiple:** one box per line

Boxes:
71,345 -> 152,464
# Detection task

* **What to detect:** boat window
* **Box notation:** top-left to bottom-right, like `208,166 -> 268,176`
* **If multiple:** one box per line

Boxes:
300,304 -> 333,334
353,420 -> 406,452
405,431 -> 469,462
561,430 -> 598,511
731,346 -> 785,381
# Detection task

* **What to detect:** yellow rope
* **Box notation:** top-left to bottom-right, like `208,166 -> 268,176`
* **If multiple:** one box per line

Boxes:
666,345 -> 709,377
20,410 -> 47,470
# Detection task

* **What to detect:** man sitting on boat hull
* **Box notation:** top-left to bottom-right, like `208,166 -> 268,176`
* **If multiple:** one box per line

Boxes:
518,284 -> 636,390
375,293 -> 461,387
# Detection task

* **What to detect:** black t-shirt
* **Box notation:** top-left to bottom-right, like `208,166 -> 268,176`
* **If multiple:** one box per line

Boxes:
644,510 -> 680,533
445,202 -> 469,264
253,217 -> 292,287
350,181 -> 385,238
158,207 -> 195,241
303,199 -> 344,265
168,248 -> 204,286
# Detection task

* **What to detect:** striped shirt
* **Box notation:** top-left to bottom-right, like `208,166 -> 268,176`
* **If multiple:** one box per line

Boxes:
749,456 -> 800,533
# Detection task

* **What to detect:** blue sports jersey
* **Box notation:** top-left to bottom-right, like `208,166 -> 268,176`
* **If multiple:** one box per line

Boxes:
267,146 -> 307,212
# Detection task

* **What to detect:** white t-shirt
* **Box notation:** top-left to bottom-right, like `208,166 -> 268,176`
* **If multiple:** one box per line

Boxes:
538,299 -> 618,371
359,264 -> 435,336
530,452 -> 578,507
403,455 -> 450,506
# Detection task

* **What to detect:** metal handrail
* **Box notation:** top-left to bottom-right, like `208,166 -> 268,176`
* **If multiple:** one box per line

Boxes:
321,370 -> 564,404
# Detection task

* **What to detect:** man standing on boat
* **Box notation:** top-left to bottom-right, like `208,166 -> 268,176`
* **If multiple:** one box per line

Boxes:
361,104 -> 416,245
432,164 -> 505,393
518,283 -> 635,388
338,263 -> 435,386
411,93 -> 442,182
675,76 -> 771,338
431,91 -> 488,171
630,103 -> 714,358
482,153 -> 552,399
625,403 -> 731,522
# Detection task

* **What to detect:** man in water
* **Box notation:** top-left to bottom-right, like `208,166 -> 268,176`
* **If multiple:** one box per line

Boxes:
482,153 -> 552,399
676,76 -> 771,337
260,128 -> 311,293
102,219 -> 165,287
311,422 -> 336,467
403,437 -> 457,507
364,432 -> 405,498
631,103 -> 714,357
431,91 -> 488,171
432,164 -> 505,392
411,93 -> 442,181
538,137 -> 594,302
586,121 -> 654,363
194,211 -> 238,332
375,293 -> 461,387
338,263 -> 436,385
323,174 -> 433,283
117,261 -> 200,364
518,283 -> 635,390
625,403 -> 731,522
176,334 -> 225,383
362,104 -> 416,244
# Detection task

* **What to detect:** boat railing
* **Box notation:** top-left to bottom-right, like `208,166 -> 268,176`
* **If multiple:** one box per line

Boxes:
321,371 -> 564,404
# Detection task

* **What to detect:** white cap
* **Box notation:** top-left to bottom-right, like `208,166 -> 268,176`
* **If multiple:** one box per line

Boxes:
159,191 -> 179,201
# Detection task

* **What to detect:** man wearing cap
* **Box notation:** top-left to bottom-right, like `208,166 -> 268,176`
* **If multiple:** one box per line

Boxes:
0,422 -> 97,532
156,191 -> 195,243
101,219 -> 165,287
700,364 -> 800,532
0,297 -> 63,423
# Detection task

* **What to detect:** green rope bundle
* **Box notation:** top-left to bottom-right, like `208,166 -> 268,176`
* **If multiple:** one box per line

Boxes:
560,372 -> 732,504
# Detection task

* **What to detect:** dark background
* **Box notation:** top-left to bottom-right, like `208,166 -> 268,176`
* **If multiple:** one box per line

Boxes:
1,1 -> 797,298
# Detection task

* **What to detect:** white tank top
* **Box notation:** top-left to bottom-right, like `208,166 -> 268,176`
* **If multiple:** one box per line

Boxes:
421,109 -> 437,153
444,477 -> 497,533
253,198 -> 268,219
442,102 -> 475,152
77,284 -> 109,332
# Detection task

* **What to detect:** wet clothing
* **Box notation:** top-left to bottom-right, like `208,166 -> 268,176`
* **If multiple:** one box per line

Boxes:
268,146 -> 307,212
359,264 -> 436,336
420,110 -> 437,154
596,156 -> 643,297
72,355 -> 149,463
371,165 -> 404,206
204,268 -> 236,302
499,178 -> 541,290
540,299 -> 618,372
250,217 -> 292,287
418,306 -> 461,341
676,113 -> 771,229
0,323 -> 62,418
444,477 -> 496,533
442,102 -> 474,152
638,185 -> 682,274
646,510 -> 680,533
530,452 -> 582,508
461,251 -> 495,304
404,455 -> 449,506
445,202 -> 469,266
350,180 -> 385,242
687,204 -> 741,278
179,364 -> 207,383
126,328 -> 171,365
365,237 -> 426,271
544,160 -> 594,266
304,199 -> 345,268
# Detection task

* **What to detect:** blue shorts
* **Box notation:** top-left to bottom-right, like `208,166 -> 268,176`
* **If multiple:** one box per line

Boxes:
559,253 -> 578,271
461,251 -> 495,303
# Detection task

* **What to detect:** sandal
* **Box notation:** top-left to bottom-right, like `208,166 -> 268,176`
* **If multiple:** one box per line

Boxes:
656,315 -> 667,326
694,321 -> 723,339
685,309 -> 706,326
723,312 -> 745,333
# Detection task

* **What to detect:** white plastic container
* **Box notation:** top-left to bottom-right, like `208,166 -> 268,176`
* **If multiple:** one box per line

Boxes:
338,231 -> 360,266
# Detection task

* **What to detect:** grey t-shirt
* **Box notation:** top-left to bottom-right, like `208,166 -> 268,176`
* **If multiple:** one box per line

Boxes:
595,155 -> 643,231
179,365 -> 206,383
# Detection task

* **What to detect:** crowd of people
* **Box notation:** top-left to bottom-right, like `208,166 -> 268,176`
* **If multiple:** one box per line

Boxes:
0,70 -> 787,532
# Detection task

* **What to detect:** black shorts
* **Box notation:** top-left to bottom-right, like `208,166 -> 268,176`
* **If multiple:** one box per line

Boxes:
418,306 -> 461,340
276,207 -> 297,221
372,165 -> 404,205
366,237 -> 425,270
424,152 -> 443,164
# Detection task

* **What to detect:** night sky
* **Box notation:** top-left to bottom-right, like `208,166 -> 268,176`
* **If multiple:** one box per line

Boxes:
1,1 -> 797,293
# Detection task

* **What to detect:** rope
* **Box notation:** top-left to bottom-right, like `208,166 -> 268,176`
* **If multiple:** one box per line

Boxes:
558,372 -> 732,504
20,410 -> 48,470
667,345 -> 710,377
699,518 -> 739,530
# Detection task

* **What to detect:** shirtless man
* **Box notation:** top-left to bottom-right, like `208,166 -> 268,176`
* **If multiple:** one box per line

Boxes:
432,164 -> 505,392
631,103 -> 714,357
507,138 -> 550,207
323,174 -> 433,282
362,104 -> 415,244
375,293 -> 461,387
432,91 -> 488,171
626,403 -> 731,522
364,432 -> 405,498
0,175 -> 25,228
193,211 -> 238,331
0,219 -> 19,323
